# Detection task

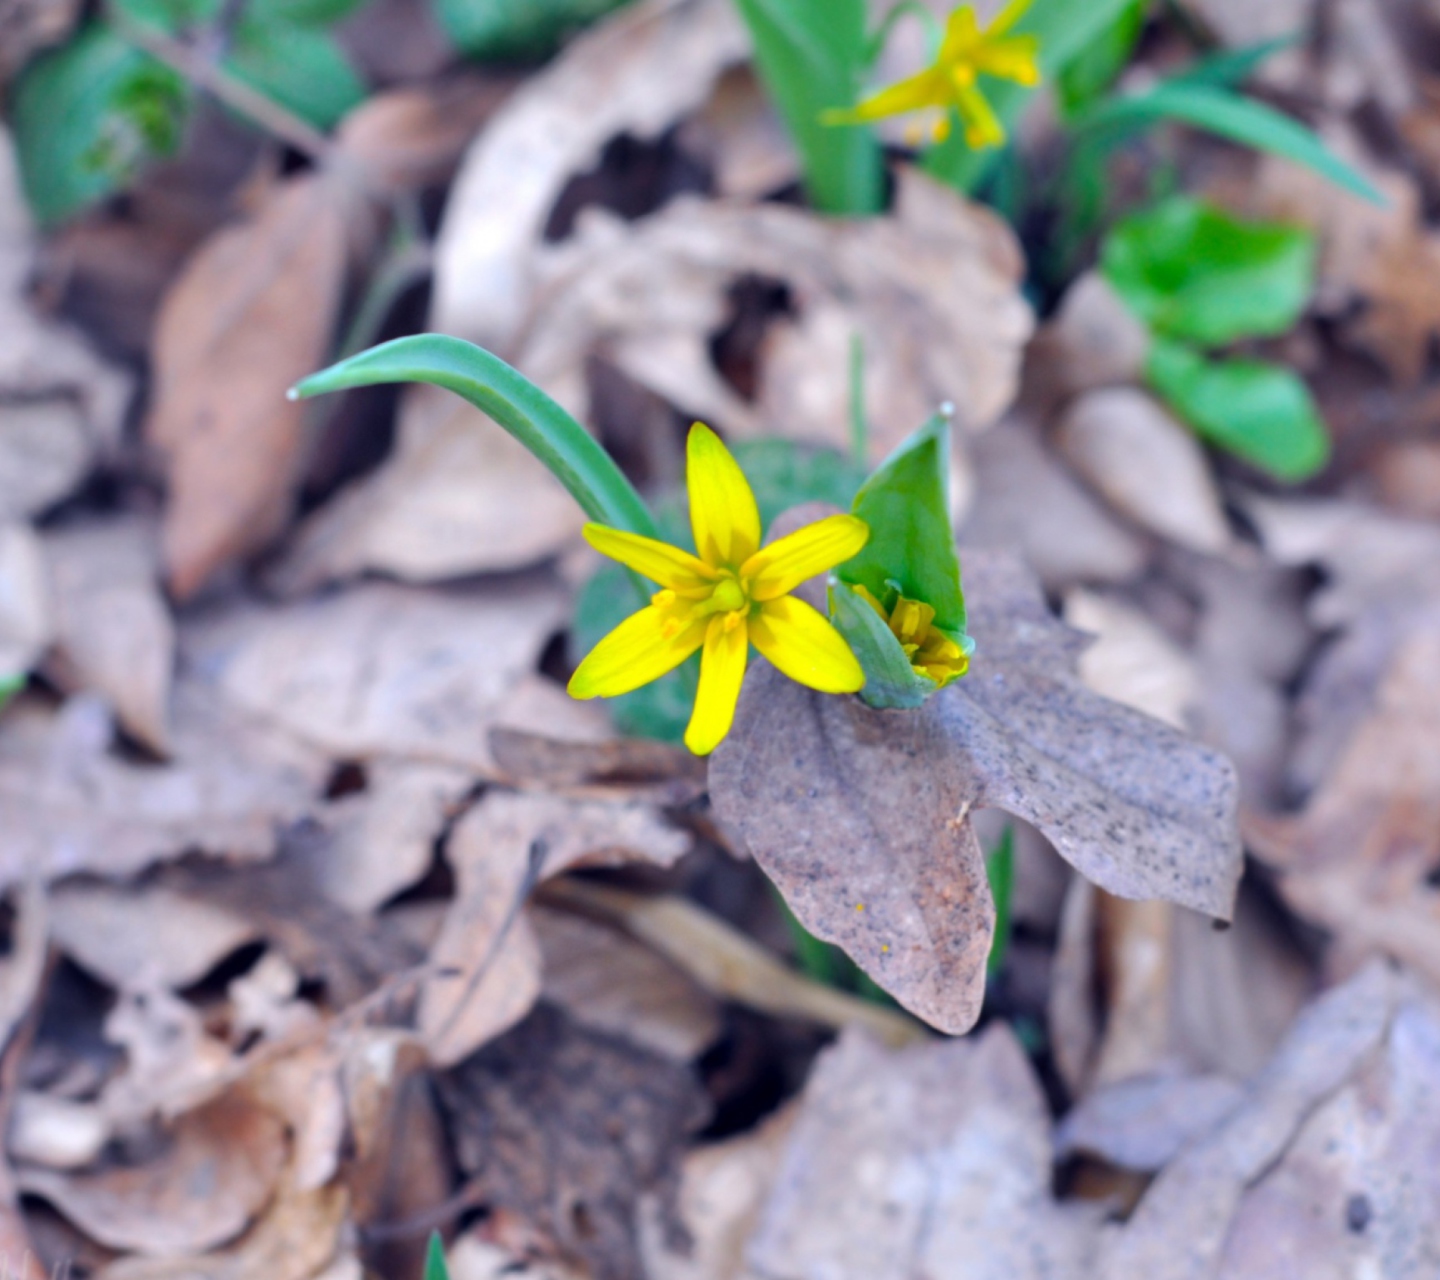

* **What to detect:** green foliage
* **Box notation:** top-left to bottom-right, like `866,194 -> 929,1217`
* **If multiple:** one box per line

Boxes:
11,24 -> 189,225
226,16 -> 365,128
294,335 -> 659,541
838,412 -> 966,638
424,1233 -> 450,1280
731,0 -> 883,215
1102,195 -> 1316,345
1146,338 -> 1330,480
830,585 -> 938,710
985,825 -> 1014,979
436,0 -> 634,61
0,676 -> 22,714
729,438 -> 866,531
1056,0 -> 1146,116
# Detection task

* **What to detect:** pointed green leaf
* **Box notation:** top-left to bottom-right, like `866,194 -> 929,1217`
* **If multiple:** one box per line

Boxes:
1146,338 -> 1330,481
838,413 -> 966,638
0,675 -> 23,713
1103,196 -> 1317,346
436,0 -> 634,62
985,825 -> 1015,979
292,335 -> 657,540
423,1233 -> 450,1280
830,583 -> 938,710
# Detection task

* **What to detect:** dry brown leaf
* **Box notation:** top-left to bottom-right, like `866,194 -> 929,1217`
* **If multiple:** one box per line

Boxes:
1037,270 -> 1151,401
0,521 -> 50,675
100,985 -> 235,1124
710,549 -> 1242,1034
8,1092 -> 110,1170
191,579 -> 603,776
958,415 -> 1149,591
43,518 -> 174,753
146,174 -> 349,599
419,788 -> 691,1065
1054,388 -> 1232,556
747,1025 -> 1103,1279
0,685 -> 323,891
19,1093 -> 287,1256
1057,1071 -> 1246,1172
532,905 -> 721,1062
1370,438 -> 1440,520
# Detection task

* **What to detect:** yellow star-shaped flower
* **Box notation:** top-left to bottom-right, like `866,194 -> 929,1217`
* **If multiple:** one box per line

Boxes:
569,423 -> 870,755
852,585 -> 970,687
826,0 -> 1041,150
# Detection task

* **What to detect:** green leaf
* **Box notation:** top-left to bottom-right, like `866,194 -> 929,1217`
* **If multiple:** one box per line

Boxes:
925,0 -> 1140,192
436,0 -> 634,61
0,675 -> 23,714
424,1233 -> 449,1280
734,0 -> 883,215
830,583 -> 937,710
1103,195 -> 1316,346
985,825 -> 1015,979
1073,83 -> 1384,206
1056,0 -> 1146,117
293,335 -> 658,541
729,439 -> 866,532
10,24 -> 191,225
838,412 -> 966,638
228,18 -> 366,129
248,0 -> 372,26
1146,337 -> 1330,481
1165,36 -> 1296,91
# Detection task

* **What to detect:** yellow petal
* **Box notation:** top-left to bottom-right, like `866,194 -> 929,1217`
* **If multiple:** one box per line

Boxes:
568,605 -> 705,700
828,69 -> 949,126
974,34 -> 1041,85
684,615 -> 749,755
751,596 -> 864,694
742,514 -> 870,602
583,524 -> 716,591
686,423 -> 761,569
953,78 -> 1006,149
942,6 -> 982,58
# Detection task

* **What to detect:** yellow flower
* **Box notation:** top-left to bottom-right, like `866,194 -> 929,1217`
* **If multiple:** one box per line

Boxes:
569,423 -> 870,755
853,584 -> 971,687
825,0 -> 1041,150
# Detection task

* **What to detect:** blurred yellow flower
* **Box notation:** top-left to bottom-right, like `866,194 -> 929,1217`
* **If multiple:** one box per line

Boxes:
569,423 -> 869,755
825,0 -> 1041,150
853,584 -> 970,687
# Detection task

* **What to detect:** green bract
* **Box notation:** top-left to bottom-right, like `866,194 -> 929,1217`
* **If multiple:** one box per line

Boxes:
1103,195 -> 1317,346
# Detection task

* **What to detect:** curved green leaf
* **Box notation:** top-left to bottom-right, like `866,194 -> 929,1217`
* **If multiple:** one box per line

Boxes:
830,584 -> 937,710
292,334 -> 657,539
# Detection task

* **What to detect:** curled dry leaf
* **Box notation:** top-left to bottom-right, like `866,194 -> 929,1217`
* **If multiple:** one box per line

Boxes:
710,549 -> 1243,1034
1054,388 -> 1232,556
146,174 -> 349,599
193,579 -> 602,776
43,518 -> 174,753
747,1026 -> 1103,1280
420,789 -> 691,1066
0,686 -> 323,891
18,1093 -> 287,1257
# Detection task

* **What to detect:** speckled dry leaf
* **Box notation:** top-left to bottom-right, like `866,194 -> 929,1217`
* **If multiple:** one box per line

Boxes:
958,416 -> 1149,592
748,1026 -> 1102,1280
191,580 -> 603,775
0,686 -> 323,891
1054,388 -> 1232,555
0,520 -> 50,673
101,985 -> 235,1124
420,789 -> 690,1065
43,518 -> 174,752
49,881 -> 254,992
711,550 -> 1242,1034
146,174 -> 348,599
532,906 -> 721,1062
1096,961 -> 1398,1280
18,1093 -> 287,1256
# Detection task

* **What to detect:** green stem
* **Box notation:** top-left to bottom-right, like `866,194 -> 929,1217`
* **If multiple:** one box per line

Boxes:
865,0 -> 942,66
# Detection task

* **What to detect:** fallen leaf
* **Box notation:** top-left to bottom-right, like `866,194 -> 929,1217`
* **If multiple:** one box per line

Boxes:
746,1025 -> 1103,1279
8,1092 -> 110,1171
1037,270 -> 1151,401
43,517 -> 174,753
435,1002 -> 709,1280
146,173 -> 350,598
0,400 -> 99,525
710,549 -> 1243,1034
0,521 -> 50,675
100,985 -> 235,1124
19,1092 -> 288,1256
1053,388 -> 1232,556
419,788 -> 691,1065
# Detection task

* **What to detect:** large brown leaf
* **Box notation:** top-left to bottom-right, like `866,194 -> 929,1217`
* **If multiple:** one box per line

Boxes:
710,550 -> 1242,1034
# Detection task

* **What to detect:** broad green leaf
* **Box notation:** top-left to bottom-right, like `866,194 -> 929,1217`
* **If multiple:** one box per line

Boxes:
436,0 -> 634,61
925,0 -> 1139,192
11,24 -> 190,225
985,825 -> 1015,979
293,335 -> 658,541
1074,82 -> 1384,206
229,18 -> 366,129
1103,195 -> 1316,346
830,583 -> 938,711
838,413 -> 966,639
1146,338 -> 1330,481
1056,0 -> 1146,117
734,0 -> 883,215
424,1234 -> 449,1280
